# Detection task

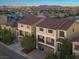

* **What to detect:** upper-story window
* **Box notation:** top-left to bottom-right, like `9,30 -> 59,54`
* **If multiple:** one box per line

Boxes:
21,24 -> 23,27
73,28 -> 74,32
38,35 -> 44,43
75,45 -> 79,51
39,28 -> 43,31
27,25 -> 30,29
19,30 -> 24,36
48,29 -> 53,33
59,31 -> 65,37
46,37 -> 54,46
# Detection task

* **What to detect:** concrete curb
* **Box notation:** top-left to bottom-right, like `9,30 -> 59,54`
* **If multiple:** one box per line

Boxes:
0,41 -> 9,48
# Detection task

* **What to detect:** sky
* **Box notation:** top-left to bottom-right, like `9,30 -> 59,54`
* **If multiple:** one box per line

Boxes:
0,0 -> 79,6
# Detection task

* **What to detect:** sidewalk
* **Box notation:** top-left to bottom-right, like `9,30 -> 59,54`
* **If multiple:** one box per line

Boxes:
9,42 -> 22,51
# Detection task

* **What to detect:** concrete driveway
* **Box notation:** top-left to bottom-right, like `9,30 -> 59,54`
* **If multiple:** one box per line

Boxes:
28,49 -> 46,59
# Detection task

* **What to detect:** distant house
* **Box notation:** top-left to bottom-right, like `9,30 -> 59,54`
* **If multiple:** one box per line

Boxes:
72,20 -> 79,55
17,15 -> 44,41
36,18 -> 79,53
0,15 -> 7,25
7,14 -> 24,22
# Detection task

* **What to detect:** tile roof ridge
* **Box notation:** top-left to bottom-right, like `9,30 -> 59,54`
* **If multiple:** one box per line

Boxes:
58,20 -> 69,28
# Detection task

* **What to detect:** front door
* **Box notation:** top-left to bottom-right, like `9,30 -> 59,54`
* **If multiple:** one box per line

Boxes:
38,45 -> 44,51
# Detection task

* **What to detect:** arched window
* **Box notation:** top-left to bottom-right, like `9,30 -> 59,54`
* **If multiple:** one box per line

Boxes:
59,31 -> 65,37
38,35 -> 44,43
46,37 -> 54,46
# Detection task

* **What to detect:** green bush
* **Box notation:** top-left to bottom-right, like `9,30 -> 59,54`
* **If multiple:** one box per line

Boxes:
21,36 -> 36,53
45,52 -> 57,59
0,28 -> 14,45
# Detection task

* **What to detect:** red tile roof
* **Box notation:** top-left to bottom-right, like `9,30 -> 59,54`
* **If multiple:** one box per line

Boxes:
18,15 -> 42,25
37,18 -> 75,30
3,21 -> 17,27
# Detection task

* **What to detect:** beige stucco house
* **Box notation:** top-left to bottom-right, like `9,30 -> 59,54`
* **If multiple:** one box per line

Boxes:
1,21 -> 17,39
72,41 -> 79,55
36,18 -> 79,53
72,20 -> 79,55
17,15 -> 44,41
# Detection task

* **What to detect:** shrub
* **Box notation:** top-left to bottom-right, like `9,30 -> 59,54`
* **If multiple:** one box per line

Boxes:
21,36 -> 36,53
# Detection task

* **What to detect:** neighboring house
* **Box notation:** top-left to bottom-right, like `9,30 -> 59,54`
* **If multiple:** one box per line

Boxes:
72,20 -> 79,55
1,21 -> 17,38
72,41 -> 79,56
1,21 -> 17,30
36,18 -> 79,53
17,15 -> 45,41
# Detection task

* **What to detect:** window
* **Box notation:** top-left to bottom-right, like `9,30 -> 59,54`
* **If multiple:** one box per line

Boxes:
73,28 -> 74,32
39,28 -> 43,31
75,45 -> 79,50
21,25 -> 23,27
38,35 -> 44,43
46,37 -> 54,46
59,31 -> 65,37
27,25 -> 30,29
25,32 -> 29,36
48,30 -> 53,33
57,43 -> 62,51
19,30 -> 24,36
38,44 -> 44,51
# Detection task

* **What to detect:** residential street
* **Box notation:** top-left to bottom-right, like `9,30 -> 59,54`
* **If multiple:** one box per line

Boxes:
0,42 -> 27,59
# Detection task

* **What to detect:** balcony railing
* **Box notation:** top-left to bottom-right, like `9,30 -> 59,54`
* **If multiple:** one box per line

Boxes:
56,38 -> 64,42
46,41 -> 54,46
38,38 -> 44,43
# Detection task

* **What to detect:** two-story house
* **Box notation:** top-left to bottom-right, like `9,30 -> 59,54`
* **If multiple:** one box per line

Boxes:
17,15 -> 44,41
36,18 -> 79,53
72,20 -> 79,55
1,21 -> 17,40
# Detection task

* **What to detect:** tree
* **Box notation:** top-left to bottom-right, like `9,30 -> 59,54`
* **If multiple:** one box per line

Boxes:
45,39 -> 75,59
0,28 -> 14,45
60,39 -> 73,59
75,13 -> 79,16
45,52 -> 57,59
60,39 -> 72,55
64,55 -> 75,59
21,36 -> 36,53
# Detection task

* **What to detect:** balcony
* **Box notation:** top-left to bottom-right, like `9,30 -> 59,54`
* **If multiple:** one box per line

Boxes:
38,38 -> 44,43
56,38 -> 63,42
74,45 -> 79,51
46,41 -> 54,46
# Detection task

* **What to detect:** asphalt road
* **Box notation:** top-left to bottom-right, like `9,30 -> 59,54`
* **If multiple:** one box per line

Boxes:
0,43 -> 27,59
